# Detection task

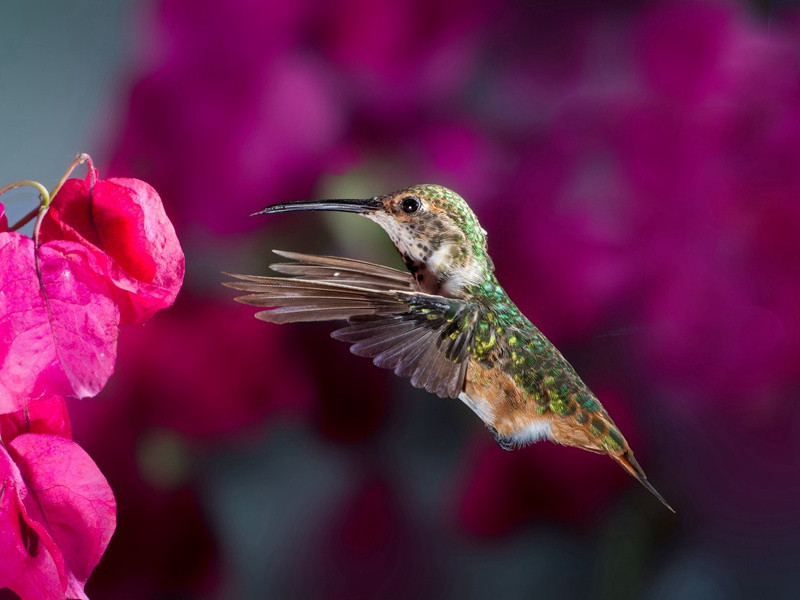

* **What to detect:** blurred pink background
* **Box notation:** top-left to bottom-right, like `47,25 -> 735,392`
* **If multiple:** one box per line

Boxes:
4,0 -> 800,598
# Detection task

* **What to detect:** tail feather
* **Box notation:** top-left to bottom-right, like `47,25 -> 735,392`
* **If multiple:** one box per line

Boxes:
613,450 -> 675,513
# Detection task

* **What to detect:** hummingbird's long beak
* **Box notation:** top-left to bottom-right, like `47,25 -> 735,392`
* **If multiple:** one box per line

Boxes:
252,197 -> 382,217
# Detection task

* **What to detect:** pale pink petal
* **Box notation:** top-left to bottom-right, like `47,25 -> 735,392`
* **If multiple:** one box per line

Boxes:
0,444 -> 68,600
8,434 -> 116,600
0,233 -> 120,407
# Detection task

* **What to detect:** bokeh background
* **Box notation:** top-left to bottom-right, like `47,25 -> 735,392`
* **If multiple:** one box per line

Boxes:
3,0 -> 800,598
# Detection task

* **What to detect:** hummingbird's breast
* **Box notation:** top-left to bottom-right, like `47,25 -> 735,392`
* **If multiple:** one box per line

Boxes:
460,359 -> 554,444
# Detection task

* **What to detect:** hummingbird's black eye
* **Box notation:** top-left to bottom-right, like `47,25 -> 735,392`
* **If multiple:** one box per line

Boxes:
401,196 -> 421,214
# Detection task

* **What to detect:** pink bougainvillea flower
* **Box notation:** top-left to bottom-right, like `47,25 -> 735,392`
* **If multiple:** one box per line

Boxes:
0,233 -> 120,408
0,395 -> 72,443
1,160 -> 183,595
39,171 -> 185,326
0,434 -> 116,600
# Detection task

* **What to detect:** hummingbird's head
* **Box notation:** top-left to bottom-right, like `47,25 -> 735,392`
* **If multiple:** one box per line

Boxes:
255,184 -> 493,297
367,184 -> 492,296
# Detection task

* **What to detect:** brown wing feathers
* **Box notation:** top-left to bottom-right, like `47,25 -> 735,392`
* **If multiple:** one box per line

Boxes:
268,250 -> 415,290
224,277 -> 405,323
224,250 -> 477,398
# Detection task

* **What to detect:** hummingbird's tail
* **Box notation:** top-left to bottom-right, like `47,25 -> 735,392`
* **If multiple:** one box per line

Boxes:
612,450 -> 675,513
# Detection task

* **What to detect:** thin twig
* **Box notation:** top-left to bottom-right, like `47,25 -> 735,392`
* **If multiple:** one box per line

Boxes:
8,205 -> 40,232
0,179 -> 50,202
48,153 -> 92,206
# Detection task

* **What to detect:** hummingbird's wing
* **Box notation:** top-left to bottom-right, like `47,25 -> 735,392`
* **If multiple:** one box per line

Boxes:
268,250 -> 416,291
224,252 -> 480,399
331,298 -> 478,399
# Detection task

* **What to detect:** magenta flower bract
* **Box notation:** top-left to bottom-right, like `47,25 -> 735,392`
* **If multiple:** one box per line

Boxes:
0,435 -> 115,600
40,173 -> 185,326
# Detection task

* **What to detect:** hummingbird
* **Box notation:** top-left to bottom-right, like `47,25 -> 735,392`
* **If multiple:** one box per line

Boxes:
225,184 -> 673,512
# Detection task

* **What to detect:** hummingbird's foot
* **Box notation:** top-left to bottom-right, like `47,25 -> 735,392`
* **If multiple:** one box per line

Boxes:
488,425 -> 516,451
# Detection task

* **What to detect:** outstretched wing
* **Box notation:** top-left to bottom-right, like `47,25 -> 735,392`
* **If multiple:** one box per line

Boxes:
332,296 -> 478,399
224,251 -> 479,398
269,250 -> 416,291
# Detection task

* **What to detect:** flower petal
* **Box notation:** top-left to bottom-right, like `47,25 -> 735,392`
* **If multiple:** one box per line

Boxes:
8,434 -> 116,600
0,395 -> 72,443
0,233 -> 120,406
40,175 -> 185,325
0,443 -> 68,600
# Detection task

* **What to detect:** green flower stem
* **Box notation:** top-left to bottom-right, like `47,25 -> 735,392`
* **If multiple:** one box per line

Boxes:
49,153 -> 93,204
0,179 -> 51,204
0,180 -> 50,235
0,153 -> 94,243
33,153 -> 93,246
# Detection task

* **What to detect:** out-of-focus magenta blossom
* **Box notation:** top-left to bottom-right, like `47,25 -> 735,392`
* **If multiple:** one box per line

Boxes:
314,0 -> 495,117
40,172 -> 185,326
626,2 -> 800,410
452,2 -> 800,542
100,296 -> 314,438
0,435 -> 115,600
102,4 -> 800,589
638,1 -> 742,103
483,1 -> 800,414
0,203 -> 7,232
110,0 -> 505,234
111,0 -> 346,234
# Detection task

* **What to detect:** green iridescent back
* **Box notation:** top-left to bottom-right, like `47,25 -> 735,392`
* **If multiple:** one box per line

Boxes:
468,279 -> 625,451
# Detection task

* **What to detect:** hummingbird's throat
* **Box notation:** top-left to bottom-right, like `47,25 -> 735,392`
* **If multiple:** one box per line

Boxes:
401,254 -> 442,295
401,242 -> 485,297
367,212 -> 486,297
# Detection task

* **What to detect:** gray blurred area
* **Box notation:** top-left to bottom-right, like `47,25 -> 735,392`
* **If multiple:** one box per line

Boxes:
0,1 -> 131,225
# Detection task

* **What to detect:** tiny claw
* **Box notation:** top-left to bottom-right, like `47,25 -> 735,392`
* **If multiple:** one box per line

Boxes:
488,425 -> 516,451
614,450 -> 675,513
